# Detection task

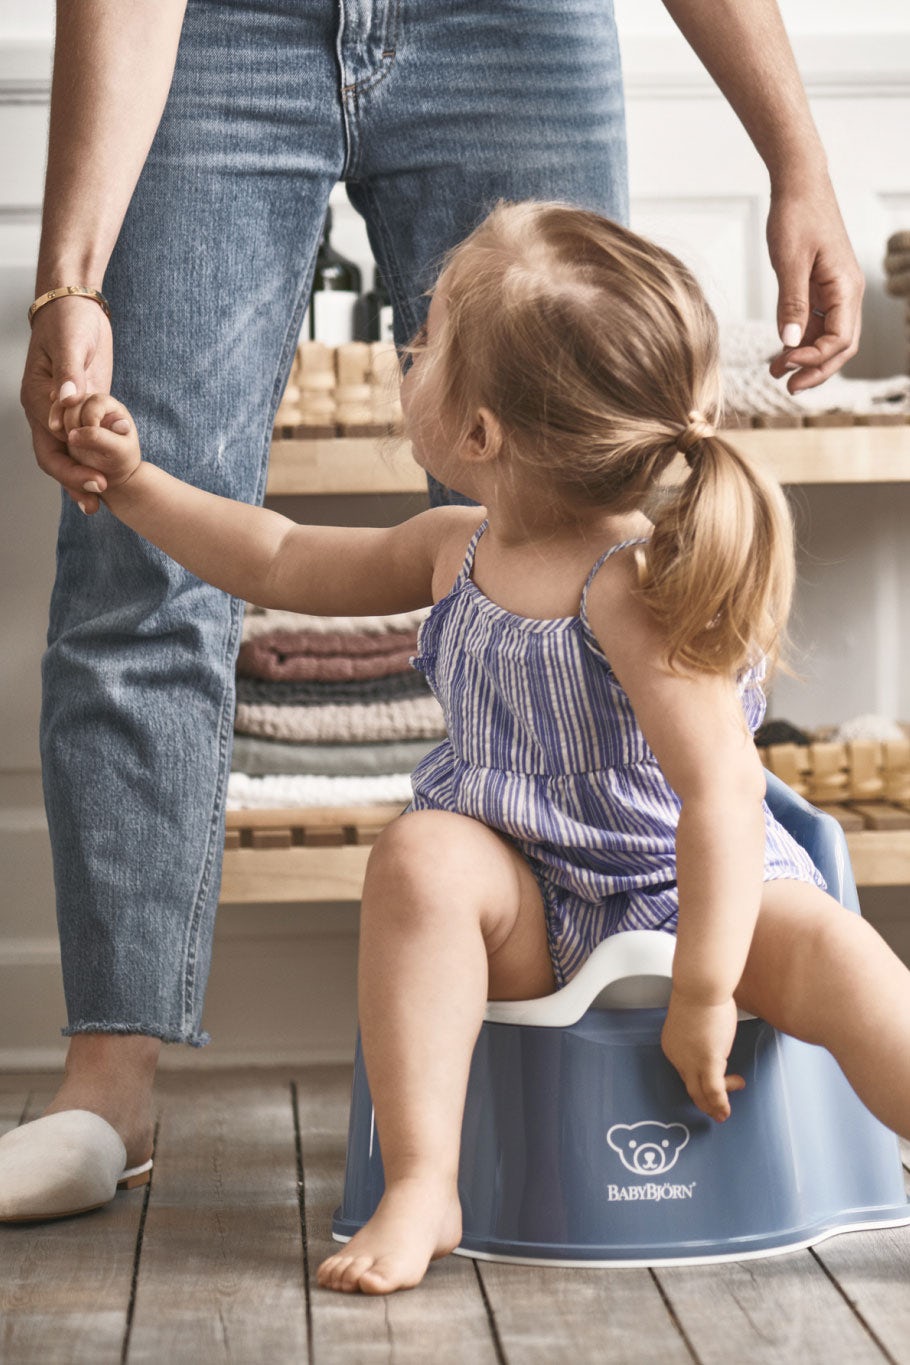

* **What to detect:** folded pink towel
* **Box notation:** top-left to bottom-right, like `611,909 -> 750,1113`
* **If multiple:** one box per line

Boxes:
237,629 -> 418,682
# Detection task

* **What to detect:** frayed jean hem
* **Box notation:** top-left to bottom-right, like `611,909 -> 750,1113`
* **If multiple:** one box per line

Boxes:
61,1021 -> 212,1048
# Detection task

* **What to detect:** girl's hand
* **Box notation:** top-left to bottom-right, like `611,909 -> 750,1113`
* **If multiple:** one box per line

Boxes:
49,392 -> 143,512
661,991 -> 745,1123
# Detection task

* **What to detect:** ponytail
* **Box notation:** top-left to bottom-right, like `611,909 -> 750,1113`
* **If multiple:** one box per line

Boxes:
637,432 -> 795,676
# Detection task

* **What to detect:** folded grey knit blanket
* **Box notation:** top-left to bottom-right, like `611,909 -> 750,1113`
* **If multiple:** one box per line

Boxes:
230,733 -> 438,778
235,670 -> 430,707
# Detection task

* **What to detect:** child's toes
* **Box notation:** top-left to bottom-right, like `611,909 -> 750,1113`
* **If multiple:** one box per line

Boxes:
316,1252 -> 350,1289
339,1254 -> 377,1293
359,1257 -> 406,1295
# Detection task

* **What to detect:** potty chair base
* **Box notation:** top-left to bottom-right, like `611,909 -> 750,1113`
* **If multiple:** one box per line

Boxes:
333,778 -> 910,1266
333,1007 -> 910,1268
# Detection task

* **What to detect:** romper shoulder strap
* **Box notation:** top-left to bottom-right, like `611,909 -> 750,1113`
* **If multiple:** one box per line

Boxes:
579,536 -> 651,624
455,517 -> 490,585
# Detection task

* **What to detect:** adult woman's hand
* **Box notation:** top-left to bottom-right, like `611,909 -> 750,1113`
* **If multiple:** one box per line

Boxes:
21,297 -> 114,515
661,0 -> 865,395
766,173 -> 865,393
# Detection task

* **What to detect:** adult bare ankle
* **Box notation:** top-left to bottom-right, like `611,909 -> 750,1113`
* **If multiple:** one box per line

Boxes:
42,1032 -> 161,1165
63,1031 -> 161,1076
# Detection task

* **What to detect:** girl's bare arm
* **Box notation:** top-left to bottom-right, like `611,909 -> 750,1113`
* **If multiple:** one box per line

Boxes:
64,394 -> 446,615
585,551 -> 766,1118
586,551 -> 766,999
111,462 -> 445,613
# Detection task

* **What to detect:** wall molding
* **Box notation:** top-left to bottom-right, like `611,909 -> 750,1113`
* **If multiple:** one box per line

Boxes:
0,938 -> 59,967
3,33 -> 910,103
620,33 -> 910,99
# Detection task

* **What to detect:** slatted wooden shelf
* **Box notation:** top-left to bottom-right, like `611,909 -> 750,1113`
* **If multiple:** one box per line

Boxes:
221,805 -> 402,903
265,421 -> 910,497
219,798 -> 910,902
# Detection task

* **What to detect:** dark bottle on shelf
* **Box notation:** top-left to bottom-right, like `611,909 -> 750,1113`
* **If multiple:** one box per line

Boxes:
306,206 -> 362,345
354,266 -> 395,344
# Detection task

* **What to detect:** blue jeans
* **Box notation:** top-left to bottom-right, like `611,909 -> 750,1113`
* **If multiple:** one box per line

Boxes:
40,0 -> 628,1045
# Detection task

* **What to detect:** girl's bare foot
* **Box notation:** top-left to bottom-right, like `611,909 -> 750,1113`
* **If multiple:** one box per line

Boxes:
318,1175 -> 462,1294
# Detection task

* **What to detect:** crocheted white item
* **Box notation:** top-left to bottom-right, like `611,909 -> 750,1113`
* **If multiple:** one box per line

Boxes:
719,320 -> 910,419
226,772 -> 414,809
828,713 -> 907,743
234,694 -> 446,742
241,605 -> 431,642
718,319 -> 781,369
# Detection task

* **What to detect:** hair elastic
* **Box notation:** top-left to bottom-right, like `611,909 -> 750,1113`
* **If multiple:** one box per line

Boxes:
678,409 -> 715,462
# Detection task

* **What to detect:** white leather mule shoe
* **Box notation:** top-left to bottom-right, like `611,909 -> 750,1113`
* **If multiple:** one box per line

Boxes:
0,1109 -> 153,1222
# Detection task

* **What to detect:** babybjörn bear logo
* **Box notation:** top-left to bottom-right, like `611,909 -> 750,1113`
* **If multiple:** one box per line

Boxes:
606,1121 -> 690,1175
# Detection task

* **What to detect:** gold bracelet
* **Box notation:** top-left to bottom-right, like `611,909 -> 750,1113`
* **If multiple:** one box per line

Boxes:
28,285 -> 111,326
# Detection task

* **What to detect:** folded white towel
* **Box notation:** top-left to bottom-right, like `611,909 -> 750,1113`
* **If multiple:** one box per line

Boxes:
226,772 -> 414,809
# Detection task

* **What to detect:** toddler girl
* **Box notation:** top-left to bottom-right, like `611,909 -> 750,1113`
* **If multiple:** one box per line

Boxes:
57,200 -> 910,1297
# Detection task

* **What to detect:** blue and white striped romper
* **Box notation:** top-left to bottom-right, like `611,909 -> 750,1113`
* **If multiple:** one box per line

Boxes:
409,519 -> 826,988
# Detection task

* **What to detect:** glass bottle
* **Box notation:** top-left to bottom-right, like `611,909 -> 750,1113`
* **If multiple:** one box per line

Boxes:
354,266 -> 394,344
306,206 -> 362,345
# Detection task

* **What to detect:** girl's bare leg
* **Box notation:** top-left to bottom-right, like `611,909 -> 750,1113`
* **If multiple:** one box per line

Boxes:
735,879 -> 910,1139
317,810 -> 554,1295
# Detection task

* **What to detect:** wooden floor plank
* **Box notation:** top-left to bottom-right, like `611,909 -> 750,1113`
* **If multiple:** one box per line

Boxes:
0,1085 -> 145,1365
1,1068 -> 907,1365
126,1070 -> 309,1364
475,1260 -> 695,1365
653,1252 -> 890,1364
0,1091 -> 28,1138
811,1226 -> 910,1365
295,1064 -> 501,1365
808,1145 -> 910,1364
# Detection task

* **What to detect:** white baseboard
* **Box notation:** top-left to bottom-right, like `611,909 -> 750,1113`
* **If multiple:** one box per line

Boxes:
0,1044 -> 356,1073
0,926 -> 361,1072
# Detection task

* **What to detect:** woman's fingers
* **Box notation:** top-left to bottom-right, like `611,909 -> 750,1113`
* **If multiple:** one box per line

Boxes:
767,179 -> 864,392
30,421 -> 107,506
772,304 -> 859,390
38,418 -> 110,507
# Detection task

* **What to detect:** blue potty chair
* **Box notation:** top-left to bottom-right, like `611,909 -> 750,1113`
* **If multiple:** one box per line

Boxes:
333,773 -> 910,1265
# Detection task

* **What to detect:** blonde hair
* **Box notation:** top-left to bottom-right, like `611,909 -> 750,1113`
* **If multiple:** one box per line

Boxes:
406,199 -> 794,676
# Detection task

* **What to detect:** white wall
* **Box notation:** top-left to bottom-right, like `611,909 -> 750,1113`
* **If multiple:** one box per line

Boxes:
1,8 -> 908,1067
616,0 -> 910,35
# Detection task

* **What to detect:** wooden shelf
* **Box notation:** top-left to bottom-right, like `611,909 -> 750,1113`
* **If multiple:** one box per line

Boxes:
219,802 -> 910,902
266,424 -> 910,497
267,435 -> 419,496
846,829 -> 910,888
